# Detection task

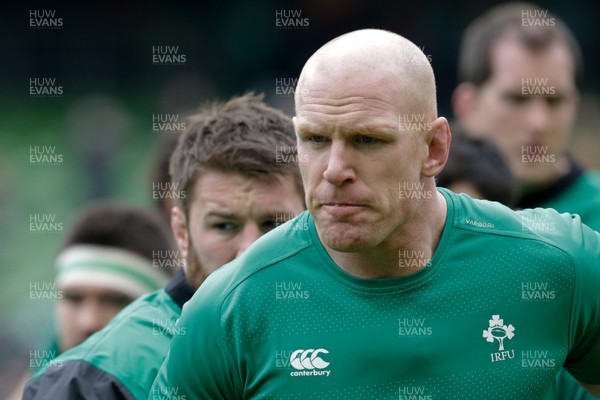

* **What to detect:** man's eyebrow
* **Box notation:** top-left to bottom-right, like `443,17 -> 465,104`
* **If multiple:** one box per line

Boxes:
501,89 -> 569,99
340,123 -> 395,135
296,120 -> 395,135
500,90 -> 530,97
62,291 -> 83,297
205,211 -> 239,219
295,119 -> 323,132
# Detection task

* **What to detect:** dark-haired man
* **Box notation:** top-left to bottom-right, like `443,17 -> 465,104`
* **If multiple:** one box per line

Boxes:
24,94 -> 305,399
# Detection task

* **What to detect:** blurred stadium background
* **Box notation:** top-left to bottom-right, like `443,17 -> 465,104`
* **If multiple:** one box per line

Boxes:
1,0 -> 598,396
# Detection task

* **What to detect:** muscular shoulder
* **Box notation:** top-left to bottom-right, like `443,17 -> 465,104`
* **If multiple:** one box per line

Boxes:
443,188 -> 599,264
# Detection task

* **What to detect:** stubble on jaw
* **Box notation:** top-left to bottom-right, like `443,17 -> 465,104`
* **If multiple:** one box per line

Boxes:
184,242 -> 208,290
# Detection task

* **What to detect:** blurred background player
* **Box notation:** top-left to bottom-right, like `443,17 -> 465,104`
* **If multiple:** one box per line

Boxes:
6,203 -> 173,400
53,203 -> 174,353
452,2 -> 600,230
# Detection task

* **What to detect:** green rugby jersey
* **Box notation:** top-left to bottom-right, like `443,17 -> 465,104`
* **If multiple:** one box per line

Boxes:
518,159 -> 600,232
517,161 -> 600,400
25,270 -> 194,400
158,188 -> 600,400
539,171 -> 600,232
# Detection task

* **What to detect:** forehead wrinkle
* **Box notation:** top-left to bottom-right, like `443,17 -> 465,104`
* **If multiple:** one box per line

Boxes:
296,114 -> 398,136
298,67 -> 435,124
298,94 -> 396,115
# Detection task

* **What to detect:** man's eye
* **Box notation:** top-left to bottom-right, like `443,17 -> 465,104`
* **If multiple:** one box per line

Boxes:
546,96 -> 565,106
503,93 -> 528,104
213,223 -> 236,232
309,135 -> 328,143
355,135 -> 377,144
262,220 -> 279,231
100,296 -> 132,308
63,293 -> 83,304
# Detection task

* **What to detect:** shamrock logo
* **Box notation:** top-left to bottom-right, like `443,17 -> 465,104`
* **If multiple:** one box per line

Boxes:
483,315 -> 515,351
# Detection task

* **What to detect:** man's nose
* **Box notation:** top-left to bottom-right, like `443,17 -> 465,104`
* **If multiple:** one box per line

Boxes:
525,99 -> 551,135
322,141 -> 356,186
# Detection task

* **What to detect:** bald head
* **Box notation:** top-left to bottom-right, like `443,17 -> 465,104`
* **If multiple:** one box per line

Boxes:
296,29 -> 437,121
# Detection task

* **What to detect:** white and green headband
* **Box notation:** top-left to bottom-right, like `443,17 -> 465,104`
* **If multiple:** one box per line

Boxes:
55,244 -> 170,298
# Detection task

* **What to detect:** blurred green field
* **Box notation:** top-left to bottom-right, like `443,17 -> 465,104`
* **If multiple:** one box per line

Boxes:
0,96 -> 164,355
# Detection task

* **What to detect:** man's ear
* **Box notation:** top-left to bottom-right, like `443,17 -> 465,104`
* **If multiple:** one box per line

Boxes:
422,117 -> 451,178
452,82 -> 478,128
170,206 -> 189,260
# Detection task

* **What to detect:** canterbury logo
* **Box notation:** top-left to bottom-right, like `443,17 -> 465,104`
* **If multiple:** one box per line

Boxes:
290,348 -> 330,370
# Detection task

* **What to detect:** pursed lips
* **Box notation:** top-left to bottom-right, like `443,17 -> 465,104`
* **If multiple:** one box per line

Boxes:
319,202 -> 366,217
321,202 -> 363,207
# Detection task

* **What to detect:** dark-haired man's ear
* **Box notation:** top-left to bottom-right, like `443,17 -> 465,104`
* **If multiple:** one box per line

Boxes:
170,206 -> 189,261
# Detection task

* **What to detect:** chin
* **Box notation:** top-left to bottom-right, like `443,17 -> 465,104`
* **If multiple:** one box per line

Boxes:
326,241 -> 371,253
319,224 -> 379,252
